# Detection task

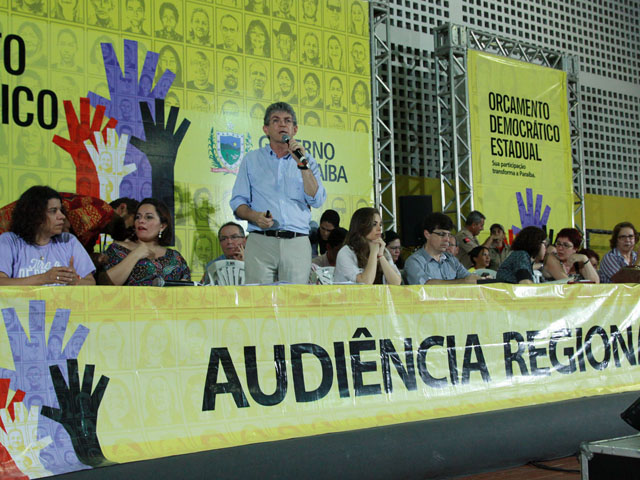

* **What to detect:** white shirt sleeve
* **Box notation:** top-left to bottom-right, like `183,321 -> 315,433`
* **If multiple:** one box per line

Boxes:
333,246 -> 361,283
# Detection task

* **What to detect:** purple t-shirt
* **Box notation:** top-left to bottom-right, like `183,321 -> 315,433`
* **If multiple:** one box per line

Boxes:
0,232 -> 96,283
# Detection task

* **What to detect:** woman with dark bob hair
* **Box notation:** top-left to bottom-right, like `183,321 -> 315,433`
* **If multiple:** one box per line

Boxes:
543,227 -> 599,283
599,221 -> 638,283
0,186 -> 95,285
103,198 -> 190,285
496,226 -> 547,284
333,207 -> 401,285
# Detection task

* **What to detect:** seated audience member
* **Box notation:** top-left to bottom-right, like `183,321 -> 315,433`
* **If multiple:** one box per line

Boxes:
313,227 -> 347,267
455,210 -> 493,268
0,186 -> 96,285
333,207 -> 401,285
599,222 -> 638,283
110,197 -> 138,233
579,248 -> 600,270
543,228 -> 599,283
383,230 -> 404,269
446,235 -> 459,257
496,226 -> 547,284
405,212 -> 478,285
201,222 -> 247,283
103,198 -> 190,285
487,223 -> 511,270
310,209 -> 340,256
468,246 -> 490,272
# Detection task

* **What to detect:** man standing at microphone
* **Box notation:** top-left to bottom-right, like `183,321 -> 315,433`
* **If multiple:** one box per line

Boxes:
230,102 -> 326,284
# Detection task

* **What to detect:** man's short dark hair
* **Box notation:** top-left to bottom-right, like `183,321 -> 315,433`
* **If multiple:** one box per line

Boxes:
320,209 -> 340,227
327,227 -> 347,249
217,221 -> 245,238
423,212 -> 453,233
159,2 -> 178,20
110,197 -> 139,213
263,101 -> 297,127
465,210 -> 486,226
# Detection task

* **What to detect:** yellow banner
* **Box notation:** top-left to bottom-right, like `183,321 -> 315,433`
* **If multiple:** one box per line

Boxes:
467,50 -> 573,234
1,284 -> 640,477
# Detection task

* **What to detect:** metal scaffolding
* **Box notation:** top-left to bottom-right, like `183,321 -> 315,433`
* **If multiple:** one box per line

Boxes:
434,23 -> 586,234
369,1 -> 396,230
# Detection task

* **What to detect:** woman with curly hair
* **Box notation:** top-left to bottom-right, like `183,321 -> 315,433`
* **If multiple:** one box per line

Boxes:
103,198 -> 190,286
0,186 -> 95,285
333,207 -> 401,285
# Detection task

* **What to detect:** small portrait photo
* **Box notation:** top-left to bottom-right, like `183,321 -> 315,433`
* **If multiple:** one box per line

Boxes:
273,0 -> 295,20
245,16 -> 271,57
186,3 -> 214,46
324,32 -> 345,71
191,184 -> 215,228
217,53 -> 242,96
165,90 -> 183,108
300,68 -> 323,109
15,170 -> 47,197
302,108 -> 322,127
51,0 -> 83,22
326,112 -> 346,130
299,0 -> 320,26
187,91 -> 214,112
13,0 -> 48,16
325,73 -> 347,112
351,116 -> 369,133
248,101 -> 268,121
191,230 -> 216,274
155,0 -> 184,42
299,27 -> 321,67
244,0 -> 269,15
122,0 -> 150,35
13,126 -> 48,168
348,37 -> 368,76
186,48 -> 215,92
272,64 -> 298,104
51,26 -> 84,73
88,0 -> 119,29
156,43 -> 184,87
87,32 -> 119,75
348,0 -> 366,36
324,0 -> 344,31
246,59 -> 270,100
215,10 -> 243,52
17,21 -> 49,68
350,77 -> 370,113
272,20 -> 296,62
218,96 -> 243,126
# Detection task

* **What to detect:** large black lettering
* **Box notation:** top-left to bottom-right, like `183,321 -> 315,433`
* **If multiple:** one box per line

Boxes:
203,347 -> 249,411
291,343 -> 333,402
244,345 -> 287,406
380,338 -> 417,393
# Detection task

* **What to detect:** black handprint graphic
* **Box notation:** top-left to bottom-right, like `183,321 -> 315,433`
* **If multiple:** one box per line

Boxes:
41,359 -> 113,468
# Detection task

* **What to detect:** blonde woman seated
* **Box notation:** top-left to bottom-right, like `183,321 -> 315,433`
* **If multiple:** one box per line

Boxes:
104,198 -> 190,286
543,228 -> 599,283
333,208 -> 401,285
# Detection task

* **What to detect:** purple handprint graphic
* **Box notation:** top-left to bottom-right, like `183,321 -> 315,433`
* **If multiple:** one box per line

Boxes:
1,301 -> 90,475
512,188 -> 551,235
88,39 -> 176,201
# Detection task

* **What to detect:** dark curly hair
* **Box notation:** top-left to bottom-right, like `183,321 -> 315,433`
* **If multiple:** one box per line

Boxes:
345,207 -> 384,284
511,226 -> 547,259
11,186 -> 62,245
134,198 -> 173,246
609,222 -> 637,250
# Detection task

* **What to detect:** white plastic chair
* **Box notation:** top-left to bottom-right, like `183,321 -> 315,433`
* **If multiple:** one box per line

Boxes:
310,265 -> 335,285
207,260 -> 245,286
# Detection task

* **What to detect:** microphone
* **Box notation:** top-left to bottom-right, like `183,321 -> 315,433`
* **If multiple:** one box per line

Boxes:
282,134 -> 307,166
152,277 -> 200,287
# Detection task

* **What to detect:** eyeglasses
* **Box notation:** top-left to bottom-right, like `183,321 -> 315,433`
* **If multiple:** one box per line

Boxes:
387,246 -> 402,251
618,234 -> 636,240
220,235 -> 244,242
431,231 -> 453,238
554,241 -> 574,249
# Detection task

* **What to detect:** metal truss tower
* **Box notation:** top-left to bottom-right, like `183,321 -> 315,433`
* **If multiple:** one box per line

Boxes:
434,24 -> 586,234
369,1 -> 396,230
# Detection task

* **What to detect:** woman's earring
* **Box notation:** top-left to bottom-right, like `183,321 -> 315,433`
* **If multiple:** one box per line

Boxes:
158,230 -> 163,239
